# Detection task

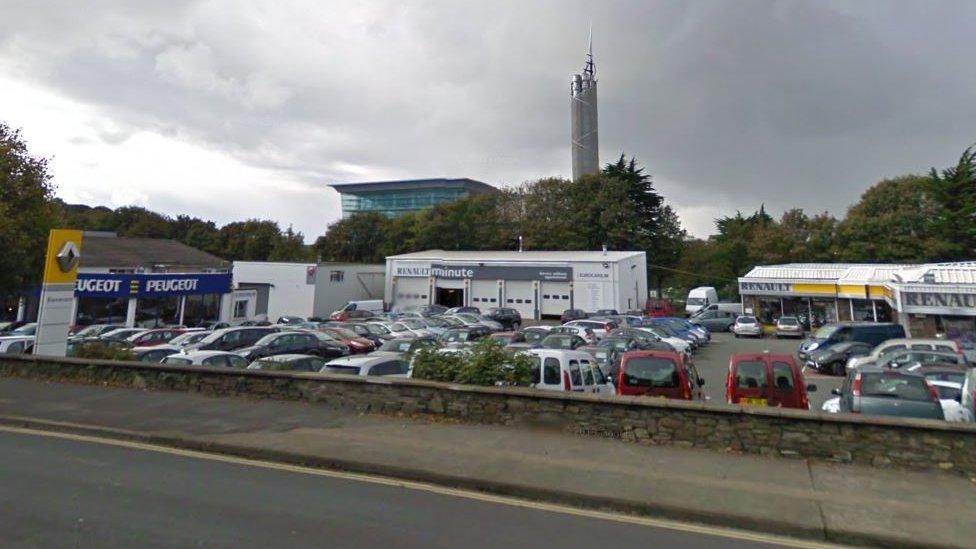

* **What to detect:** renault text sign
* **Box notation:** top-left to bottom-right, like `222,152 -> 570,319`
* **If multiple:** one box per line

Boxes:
901,291 -> 976,314
739,281 -> 793,295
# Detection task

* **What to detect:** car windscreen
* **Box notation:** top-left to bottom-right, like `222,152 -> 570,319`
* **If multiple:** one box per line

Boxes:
523,330 -> 547,343
622,357 -> 679,388
11,324 -> 36,335
735,360 -> 768,389
541,336 -> 574,349
859,373 -> 930,401
380,340 -> 413,352
324,365 -> 361,375
778,317 -> 799,326
686,298 -> 705,306
736,317 -> 757,324
813,325 -> 840,339
932,384 -> 961,400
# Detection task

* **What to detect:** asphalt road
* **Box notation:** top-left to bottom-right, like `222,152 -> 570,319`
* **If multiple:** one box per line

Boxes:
692,332 -> 843,411
0,429 -> 801,549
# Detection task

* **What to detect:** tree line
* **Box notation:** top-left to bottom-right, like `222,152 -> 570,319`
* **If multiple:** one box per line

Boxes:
671,147 -> 976,298
3,118 -> 974,304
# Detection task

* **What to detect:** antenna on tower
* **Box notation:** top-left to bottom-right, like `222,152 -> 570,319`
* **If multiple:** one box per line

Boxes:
584,23 -> 594,79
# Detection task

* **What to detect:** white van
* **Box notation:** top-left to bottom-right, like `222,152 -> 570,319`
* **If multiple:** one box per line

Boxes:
525,349 -> 614,395
685,287 -> 719,315
690,302 -> 742,317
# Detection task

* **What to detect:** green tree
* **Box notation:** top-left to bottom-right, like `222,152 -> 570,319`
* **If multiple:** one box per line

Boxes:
929,146 -> 976,259
269,225 -> 314,261
834,175 -> 948,262
0,123 -> 58,299
216,219 -> 284,261
315,212 -> 391,263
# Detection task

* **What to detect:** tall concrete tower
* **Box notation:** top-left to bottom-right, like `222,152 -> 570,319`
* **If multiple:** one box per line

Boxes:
571,30 -> 599,180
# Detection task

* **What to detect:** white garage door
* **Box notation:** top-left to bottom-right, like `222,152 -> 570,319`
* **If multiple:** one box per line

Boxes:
470,280 -> 498,310
504,281 -> 536,320
393,278 -> 429,308
540,282 -> 571,317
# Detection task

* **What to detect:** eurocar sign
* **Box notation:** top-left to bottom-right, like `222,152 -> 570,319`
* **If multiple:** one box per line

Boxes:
75,273 -> 231,298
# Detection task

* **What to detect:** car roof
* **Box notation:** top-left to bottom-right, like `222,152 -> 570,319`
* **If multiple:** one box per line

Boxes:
856,366 -> 924,375
325,355 -> 391,367
258,354 -> 319,362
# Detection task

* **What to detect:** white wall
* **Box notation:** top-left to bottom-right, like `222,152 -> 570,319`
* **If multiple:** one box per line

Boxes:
232,261 -> 315,320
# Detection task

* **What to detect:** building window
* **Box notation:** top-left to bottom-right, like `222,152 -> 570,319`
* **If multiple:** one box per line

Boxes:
234,300 -> 248,319
330,270 -> 344,283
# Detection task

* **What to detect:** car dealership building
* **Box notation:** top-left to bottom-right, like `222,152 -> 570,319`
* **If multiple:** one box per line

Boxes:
385,250 -> 648,320
739,261 -> 976,352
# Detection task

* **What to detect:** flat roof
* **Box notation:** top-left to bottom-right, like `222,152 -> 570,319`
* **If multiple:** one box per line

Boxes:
328,178 -> 497,195
741,262 -> 976,286
388,250 -> 645,263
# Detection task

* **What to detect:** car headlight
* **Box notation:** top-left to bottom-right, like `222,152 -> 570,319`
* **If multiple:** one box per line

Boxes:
806,342 -> 819,352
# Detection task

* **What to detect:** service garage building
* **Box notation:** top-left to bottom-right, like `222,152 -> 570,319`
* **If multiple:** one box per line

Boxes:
386,250 -> 647,319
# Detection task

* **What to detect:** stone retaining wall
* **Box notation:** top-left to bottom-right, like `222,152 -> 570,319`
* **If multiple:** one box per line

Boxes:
3,354 -> 976,476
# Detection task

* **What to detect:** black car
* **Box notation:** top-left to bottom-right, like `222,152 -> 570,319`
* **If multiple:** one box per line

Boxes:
193,326 -> 279,352
132,347 -> 177,363
807,341 -> 873,376
560,309 -> 588,323
235,331 -> 349,362
484,307 -> 522,330
539,334 -> 587,350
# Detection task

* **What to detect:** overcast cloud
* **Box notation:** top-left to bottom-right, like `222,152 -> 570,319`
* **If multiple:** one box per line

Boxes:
2,0 -> 975,240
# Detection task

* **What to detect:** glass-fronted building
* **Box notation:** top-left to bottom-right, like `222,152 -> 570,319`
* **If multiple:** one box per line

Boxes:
329,178 -> 497,218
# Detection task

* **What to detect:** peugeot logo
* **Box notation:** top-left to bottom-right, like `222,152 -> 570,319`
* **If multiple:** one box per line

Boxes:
56,241 -> 80,273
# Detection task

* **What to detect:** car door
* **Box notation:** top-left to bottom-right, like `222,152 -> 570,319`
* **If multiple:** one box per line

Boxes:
730,356 -> 769,405
568,359 -> 584,392
769,359 -> 801,408
202,355 -> 230,368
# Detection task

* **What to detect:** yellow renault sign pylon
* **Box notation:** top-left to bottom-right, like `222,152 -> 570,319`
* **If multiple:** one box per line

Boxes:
34,229 -> 84,356
41,229 -> 83,284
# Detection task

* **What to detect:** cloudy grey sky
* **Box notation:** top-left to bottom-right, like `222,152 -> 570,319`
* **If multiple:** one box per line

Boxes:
2,0 -> 974,240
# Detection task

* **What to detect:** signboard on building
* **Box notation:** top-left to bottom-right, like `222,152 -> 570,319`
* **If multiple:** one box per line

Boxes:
899,291 -> 976,315
74,273 -> 232,299
739,281 -> 793,295
393,261 -> 571,282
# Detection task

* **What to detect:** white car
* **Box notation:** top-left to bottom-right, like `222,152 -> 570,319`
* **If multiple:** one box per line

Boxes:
161,350 -> 249,369
322,355 -> 411,377
633,326 -> 690,356
388,321 -> 433,338
524,348 -> 613,395
930,380 -> 969,422
821,397 -> 840,414
0,335 -> 34,354
732,316 -> 763,338
563,319 -> 614,341
847,338 -> 962,372
548,325 -> 598,345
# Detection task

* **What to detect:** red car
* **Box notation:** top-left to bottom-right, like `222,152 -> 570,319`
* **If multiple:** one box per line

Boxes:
128,328 -> 186,347
318,327 -> 375,354
644,299 -> 674,318
726,353 -> 816,409
616,350 -> 705,400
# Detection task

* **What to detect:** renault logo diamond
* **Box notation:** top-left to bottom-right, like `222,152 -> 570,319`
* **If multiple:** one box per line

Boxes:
56,241 -> 81,273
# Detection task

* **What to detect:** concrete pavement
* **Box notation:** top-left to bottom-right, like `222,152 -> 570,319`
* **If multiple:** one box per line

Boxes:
0,378 -> 972,547
1,429 -> 783,549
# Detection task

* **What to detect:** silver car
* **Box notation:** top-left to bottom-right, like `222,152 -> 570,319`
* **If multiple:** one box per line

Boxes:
733,315 -> 763,338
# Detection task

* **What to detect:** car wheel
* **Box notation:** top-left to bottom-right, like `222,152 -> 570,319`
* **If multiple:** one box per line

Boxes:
832,361 -> 846,377
727,324 -> 735,332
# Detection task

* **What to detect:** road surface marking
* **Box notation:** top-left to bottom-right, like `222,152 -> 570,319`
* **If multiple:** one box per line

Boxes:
0,424 -> 842,548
